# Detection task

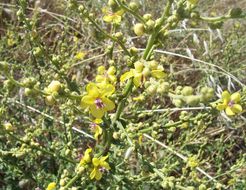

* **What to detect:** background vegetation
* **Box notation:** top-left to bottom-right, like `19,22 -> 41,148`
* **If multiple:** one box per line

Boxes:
0,0 -> 246,189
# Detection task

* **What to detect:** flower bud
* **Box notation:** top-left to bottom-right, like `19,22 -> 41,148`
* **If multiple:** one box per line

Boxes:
45,95 -> 55,105
173,99 -> 183,107
129,2 -> 139,11
143,14 -> 152,21
185,95 -> 200,106
142,67 -> 150,77
22,77 -> 36,88
148,60 -> 158,70
129,47 -> 138,55
147,85 -> 157,94
199,184 -> 207,190
4,122 -> 14,131
108,0 -> 116,7
133,23 -> 145,36
47,80 -> 61,93
0,61 -> 9,72
107,66 -> 116,75
190,11 -> 200,19
146,20 -> 155,31
134,61 -> 144,72
157,82 -> 170,93
181,86 -> 194,96
114,32 -> 123,40
33,47 -> 42,57
24,88 -> 32,96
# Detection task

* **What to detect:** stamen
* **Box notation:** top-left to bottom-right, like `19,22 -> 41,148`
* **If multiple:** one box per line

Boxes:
95,98 -> 104,109
228,100 -> 234,107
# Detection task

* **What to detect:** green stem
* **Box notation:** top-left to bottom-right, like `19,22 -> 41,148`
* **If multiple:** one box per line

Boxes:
114,0 -> 146,24
64,170 -> 84,189
113,78 -> 133,123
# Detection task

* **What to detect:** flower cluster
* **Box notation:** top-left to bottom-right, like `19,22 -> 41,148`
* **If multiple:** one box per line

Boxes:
79,148 -> 111,181
44,80 -> 62,105
96,66 -> 117,85
120,60 -> 166,87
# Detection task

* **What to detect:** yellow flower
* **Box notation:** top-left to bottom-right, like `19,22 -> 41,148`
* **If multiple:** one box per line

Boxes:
120,60 -> 166,87
79,148 -> 93,165
102,7 -> 124,24
90,155 -> 111,180
81,83 -> 115,118
216,91 -> 242,116
75,51 -> 86,60
46,182 -> 56,190
96,66 -> 117,84
90,119 -> 103,141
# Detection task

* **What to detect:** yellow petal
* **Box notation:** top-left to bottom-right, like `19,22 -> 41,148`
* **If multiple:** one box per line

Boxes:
90,105 -> 105,118
92,158 -> 100,167
90,168 -> 97,179
86,83 -> 99,97
95,75 -> 105,83
230,92 -> 241,103
81,95 -> 95,105
116,9 -> 125,16
133,73 -> 142,87
231,104 -> 242,114
94,126 -> 103,140
103,15 -> 113,23
94,118 -> 103,124
120,70 -> 134,82
221,91 -> 230,102
97,66 -> 105,74
95,169 -> 102,180
112,15 -> 121,24
100,84 -> 115,96
225,107 -> 235,116
216,103 -> 226,111
46,182 -> 56,190
100,155 -> 109,162
101,161 -> 111,170
102,97 -> 115,111
75,52 -> 86,60
151,70 -> 166,79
